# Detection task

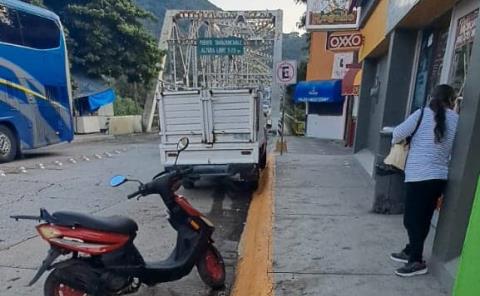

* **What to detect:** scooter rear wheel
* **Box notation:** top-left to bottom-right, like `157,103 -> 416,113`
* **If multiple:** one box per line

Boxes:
196,244 -> 226,290
44,272 -> 90,296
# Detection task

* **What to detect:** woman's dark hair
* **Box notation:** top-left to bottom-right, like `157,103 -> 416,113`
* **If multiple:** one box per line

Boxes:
429,84 -> 456,143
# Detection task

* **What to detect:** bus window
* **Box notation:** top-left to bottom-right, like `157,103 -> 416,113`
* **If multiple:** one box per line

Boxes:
0,5 -> 23,47
17,11 -> 60,49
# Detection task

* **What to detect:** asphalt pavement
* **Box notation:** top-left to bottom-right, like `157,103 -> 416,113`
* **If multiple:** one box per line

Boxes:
0,134 -> 250,295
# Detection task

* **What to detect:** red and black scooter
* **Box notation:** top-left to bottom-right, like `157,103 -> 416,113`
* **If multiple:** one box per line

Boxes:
12,137 -> 226,296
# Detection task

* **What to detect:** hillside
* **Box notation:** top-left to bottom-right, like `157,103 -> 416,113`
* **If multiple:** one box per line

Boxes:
283,32 -> 309,62
134,0 -> 220,38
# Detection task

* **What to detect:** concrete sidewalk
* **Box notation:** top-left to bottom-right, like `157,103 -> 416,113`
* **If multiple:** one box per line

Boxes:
273,137 -> 448,296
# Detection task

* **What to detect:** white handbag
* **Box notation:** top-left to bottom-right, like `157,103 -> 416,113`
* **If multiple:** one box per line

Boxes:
384,142 -> 410,171
383,107 -> 425,172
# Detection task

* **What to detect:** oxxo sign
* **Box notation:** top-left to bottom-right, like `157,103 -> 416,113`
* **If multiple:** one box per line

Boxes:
327,32 -> 363,51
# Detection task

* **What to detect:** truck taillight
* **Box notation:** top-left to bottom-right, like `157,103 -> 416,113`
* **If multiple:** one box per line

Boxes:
36,224 -> 61,240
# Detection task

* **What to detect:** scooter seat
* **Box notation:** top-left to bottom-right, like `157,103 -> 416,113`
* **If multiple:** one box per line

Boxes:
52,211 -> 138,235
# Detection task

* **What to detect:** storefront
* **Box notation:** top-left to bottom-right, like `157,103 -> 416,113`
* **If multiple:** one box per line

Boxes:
304,1 -> 364,142
354,0 -> 480,291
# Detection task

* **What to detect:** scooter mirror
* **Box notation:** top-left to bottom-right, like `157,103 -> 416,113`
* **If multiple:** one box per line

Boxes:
177,137 -> 190,152
110,175 -> 127,187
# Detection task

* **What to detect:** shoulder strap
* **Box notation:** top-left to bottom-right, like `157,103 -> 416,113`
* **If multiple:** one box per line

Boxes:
407,95 -> 428,144
411,107 -> 425,138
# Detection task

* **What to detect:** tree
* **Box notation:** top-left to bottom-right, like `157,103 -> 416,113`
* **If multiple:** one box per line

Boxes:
27,0 -> 163,85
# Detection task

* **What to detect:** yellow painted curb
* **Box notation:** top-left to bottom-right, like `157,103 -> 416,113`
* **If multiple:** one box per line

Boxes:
231,156 -> 275,296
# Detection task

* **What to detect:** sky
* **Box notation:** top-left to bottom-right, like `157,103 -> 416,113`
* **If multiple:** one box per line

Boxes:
209,0 -> 306,33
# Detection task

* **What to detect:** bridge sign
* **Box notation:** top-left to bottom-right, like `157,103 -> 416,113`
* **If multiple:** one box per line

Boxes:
197,37 -> 245,56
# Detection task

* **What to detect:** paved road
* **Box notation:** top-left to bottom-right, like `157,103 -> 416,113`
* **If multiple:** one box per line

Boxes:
0,134 -> 250,295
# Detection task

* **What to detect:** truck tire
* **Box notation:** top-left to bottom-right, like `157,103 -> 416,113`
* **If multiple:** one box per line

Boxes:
259,149 -> 267,169
0,125 -> 17,163
243,168 -> 260,191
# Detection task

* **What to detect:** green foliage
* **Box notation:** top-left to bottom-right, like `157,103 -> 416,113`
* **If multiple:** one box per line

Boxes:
41,0 -> 163,84
113,97 -> 143,116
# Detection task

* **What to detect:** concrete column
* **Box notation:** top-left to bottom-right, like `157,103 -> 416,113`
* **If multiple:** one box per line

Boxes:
353,58 -> 376,153
372,29 -> 418,214
432,14 -> 480,286
381,29 -> 418,128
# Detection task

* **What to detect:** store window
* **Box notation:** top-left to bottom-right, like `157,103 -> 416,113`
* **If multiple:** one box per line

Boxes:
450,9 -> 479,96
411,31 -> 435,113
410,25 -> 450,113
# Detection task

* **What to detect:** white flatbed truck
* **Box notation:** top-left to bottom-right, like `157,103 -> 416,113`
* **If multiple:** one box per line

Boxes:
158,88 -> 268,188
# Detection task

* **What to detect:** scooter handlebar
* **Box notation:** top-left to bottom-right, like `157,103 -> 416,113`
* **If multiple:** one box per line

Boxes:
126,167 -> 193,201
127,190 -> 142,199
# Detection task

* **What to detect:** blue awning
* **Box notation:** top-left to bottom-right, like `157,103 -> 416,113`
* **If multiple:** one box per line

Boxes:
293,80 -> 343,103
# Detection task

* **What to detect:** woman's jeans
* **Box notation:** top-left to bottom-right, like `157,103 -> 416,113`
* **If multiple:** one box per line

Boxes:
403,179 -> 446,263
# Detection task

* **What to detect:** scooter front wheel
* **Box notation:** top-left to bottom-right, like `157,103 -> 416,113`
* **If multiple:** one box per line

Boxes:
196,244 -> 226,289
44,271 -> 90,296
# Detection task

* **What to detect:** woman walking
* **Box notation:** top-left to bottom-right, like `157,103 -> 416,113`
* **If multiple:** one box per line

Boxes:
390,84 -> 459,277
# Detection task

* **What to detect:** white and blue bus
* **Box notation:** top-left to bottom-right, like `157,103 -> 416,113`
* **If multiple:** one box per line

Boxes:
0,0 -> 73,163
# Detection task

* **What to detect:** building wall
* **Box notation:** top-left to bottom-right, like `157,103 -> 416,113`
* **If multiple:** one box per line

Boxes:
359,0 -> 389,61
306,32 -> 335,81
365,55 -> 388,153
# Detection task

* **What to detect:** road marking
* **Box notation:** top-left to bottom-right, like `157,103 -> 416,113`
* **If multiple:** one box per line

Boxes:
231,156 -> 275,296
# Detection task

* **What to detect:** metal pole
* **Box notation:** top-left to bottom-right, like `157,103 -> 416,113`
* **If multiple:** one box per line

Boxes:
280,86 -> 286,155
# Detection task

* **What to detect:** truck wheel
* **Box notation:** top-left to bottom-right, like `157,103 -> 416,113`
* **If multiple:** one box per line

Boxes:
259,150 -> 267,169
244,169 -> 260,191
0,125 -> 17,163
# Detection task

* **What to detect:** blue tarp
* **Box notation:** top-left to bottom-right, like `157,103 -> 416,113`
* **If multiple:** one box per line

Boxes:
293,80 -> 343,103
87,88 -> 116,112
74,88 -> 116,115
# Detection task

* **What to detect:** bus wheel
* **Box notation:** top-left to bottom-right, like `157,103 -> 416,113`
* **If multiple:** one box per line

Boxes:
0,125 -> 17,163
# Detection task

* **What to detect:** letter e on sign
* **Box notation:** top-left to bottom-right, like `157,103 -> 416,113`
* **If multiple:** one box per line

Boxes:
276,60 -> 297,85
